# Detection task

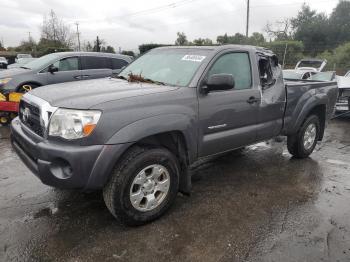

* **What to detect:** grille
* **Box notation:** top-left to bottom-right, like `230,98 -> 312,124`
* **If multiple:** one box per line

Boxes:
19,100 -> 44,137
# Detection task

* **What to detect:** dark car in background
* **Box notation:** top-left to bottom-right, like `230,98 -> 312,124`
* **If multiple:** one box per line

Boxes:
0,52 -> 133,93
7,58 -> 37,69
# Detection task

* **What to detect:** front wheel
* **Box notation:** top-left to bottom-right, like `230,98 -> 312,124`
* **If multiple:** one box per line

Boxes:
287,115 -> 320,158
103,146 -> 179,226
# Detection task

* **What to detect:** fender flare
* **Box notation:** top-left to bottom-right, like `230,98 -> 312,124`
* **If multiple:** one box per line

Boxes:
291,93 -> 328,134
106,113 -> 197,163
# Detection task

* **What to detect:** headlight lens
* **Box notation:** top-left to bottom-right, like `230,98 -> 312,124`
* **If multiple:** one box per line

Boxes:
0,78 -> 12,85
49,109 -> 101,139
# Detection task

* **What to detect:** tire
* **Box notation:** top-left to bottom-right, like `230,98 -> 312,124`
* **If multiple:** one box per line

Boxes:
103,146 -> 180,226
287,114 -> 320,158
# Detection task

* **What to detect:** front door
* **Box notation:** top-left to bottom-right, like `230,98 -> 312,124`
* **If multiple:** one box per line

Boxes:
46,56 -> 82,85
198,52 -> 261,157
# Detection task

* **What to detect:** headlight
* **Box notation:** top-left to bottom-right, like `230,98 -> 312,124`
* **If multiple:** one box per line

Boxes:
49,108 -> 101,139
0,78 -> 12,85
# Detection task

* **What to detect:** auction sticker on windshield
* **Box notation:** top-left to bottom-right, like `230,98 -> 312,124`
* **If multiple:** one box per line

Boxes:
182,55 -> 206,62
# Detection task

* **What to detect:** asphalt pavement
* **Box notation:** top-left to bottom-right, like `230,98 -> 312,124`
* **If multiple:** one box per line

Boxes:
0,117 -> 349,262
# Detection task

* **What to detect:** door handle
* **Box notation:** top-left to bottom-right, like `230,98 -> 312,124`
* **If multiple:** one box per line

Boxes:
247,96 -> 260,104
82,75 -> 90,79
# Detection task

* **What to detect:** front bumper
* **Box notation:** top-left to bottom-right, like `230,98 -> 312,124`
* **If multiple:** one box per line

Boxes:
11,117 -> 130,190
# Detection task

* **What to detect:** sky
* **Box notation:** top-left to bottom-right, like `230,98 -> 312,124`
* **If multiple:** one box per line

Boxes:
0,0 -> 340,52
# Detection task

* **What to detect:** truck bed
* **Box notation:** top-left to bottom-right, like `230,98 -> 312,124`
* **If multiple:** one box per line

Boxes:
282,80 -> 338,135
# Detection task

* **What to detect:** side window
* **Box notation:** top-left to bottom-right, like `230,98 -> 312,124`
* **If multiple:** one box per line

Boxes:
111,58 -> 128,70
81,56 -> 111,70
258,56 -> 274,87
53,57 -> 79,71
208,52 -> 252,90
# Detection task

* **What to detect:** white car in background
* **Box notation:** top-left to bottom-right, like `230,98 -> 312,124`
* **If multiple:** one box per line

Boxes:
336,76 -> 350,112
0,57 -> 8,69
295,58 -> 327,72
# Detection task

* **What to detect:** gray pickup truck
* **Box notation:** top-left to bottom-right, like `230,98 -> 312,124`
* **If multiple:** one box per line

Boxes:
11,45 -> 338,225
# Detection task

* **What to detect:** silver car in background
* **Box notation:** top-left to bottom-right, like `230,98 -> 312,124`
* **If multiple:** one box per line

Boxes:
0,52 -> 133,93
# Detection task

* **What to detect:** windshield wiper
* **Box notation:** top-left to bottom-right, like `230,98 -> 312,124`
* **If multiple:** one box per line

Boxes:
112,75 -> 127,80
144,78 -> 166,85
20,66 -> 30,69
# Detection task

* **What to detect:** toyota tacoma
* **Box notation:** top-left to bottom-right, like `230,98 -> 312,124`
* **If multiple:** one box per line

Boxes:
11,45 -> 338,225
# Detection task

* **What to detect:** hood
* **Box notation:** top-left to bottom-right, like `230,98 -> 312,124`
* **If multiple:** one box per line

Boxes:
29,78 -> 180,108
0,68 -> 33,78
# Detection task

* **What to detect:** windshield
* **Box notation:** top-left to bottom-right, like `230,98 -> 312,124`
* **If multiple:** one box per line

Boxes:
118,48 -> 212,86
309,72 -> 335,81
297,60 -> 322,69
24,53 -> 59,70
283,70 -> 302,79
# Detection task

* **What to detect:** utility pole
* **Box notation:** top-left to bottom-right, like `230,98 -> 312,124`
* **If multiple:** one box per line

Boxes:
75,22 -> 81,51
246,0 -> 250,37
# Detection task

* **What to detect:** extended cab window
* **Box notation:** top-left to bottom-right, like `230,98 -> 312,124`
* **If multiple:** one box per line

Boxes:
53,57 -> 79,71
208,52 -> 252,90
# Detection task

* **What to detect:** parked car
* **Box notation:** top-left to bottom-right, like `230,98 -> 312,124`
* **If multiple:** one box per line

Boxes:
11,45 -> 338,225
0,52 -> 133,93
295,58 -> 327,72
283,69 -> 316,80
0,57 -> 8,69
7,58 -> 37,69
308,71 -> 336,81
336,76 -> 350,112
15,54 -> 32,62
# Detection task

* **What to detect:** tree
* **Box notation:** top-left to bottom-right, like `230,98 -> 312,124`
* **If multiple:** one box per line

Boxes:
121,50 -> 135,57
101,45 -> 115,53
82,41 -> 93,52
0,41 -> 5,51
216,33 -> 248,45
139,44 -> 170,54
291,4 -> 329,56
217,33 -> 229,45
40,10 -> 72,48
328,0 -> 350,47
263,40 -> 304,67
319,42 -> 350,74
175,32 -> 188,45
265,18 -> 292,41
93,36 -> 105,52
248,32 -> 265,45
192,38 -> 213,46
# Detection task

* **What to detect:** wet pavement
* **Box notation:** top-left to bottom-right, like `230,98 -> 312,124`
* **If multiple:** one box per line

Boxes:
0,117 -> 350,262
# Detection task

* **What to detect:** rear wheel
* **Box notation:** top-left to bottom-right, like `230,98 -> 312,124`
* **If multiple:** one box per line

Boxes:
287,115 -> 320,158
103,146 -> 179,226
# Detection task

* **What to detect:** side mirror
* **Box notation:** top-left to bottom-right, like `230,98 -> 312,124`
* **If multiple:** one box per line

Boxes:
48,65 -> 58,74
202,74 -> 235,93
